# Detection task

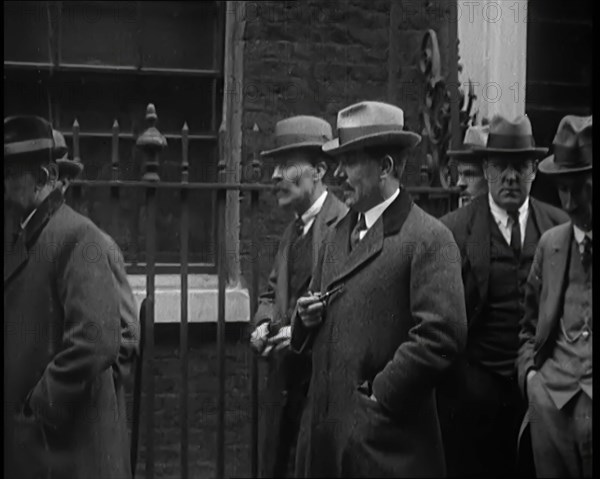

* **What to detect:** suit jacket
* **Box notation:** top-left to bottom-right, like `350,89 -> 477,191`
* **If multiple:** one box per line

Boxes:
291,189 -> 467,477
440,195 -> 569,330
253,190 -> 348,478
4,189 -> 137,479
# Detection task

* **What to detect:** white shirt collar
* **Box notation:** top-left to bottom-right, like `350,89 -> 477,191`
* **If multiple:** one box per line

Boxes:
300,190 -> 328,225
488,193 -> 529,228
20,208 -> 37,230
573,224 -> 592,245
362,188 -> 400,230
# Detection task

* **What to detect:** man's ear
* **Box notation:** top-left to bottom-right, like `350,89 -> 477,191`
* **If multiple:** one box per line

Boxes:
380,155 -> 395,178
313,160 -> 327,181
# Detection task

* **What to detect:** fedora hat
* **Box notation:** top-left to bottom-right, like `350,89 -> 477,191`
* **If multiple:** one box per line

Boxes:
260,115 -> 333,158
4,115 -> 54,161
472,114 -> 548,157
53,129 -> 84,179
323,101 -> 421,155
539,115 -> 592,175
447,124 -> 489,160
322,101 -> 421,155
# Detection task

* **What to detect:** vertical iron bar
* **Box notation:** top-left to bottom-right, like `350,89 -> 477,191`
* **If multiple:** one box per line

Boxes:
71,119 -> 82,211
250,188 -> 260,478
111,120 -> 120,240
216,162 -> 227,479
144,184 -> 157,479
180,123 -> 190,479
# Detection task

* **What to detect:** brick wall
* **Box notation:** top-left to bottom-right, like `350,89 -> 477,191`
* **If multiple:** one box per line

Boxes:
131,323 -> 255,479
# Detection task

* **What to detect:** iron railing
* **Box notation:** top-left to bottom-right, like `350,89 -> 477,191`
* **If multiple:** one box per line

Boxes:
63,103 -> 459,479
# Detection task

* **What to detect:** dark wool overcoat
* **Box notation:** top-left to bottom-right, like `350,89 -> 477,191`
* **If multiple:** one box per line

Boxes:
253,191 -> 348,477
4,189 -> 138,479
290,189 -> 468,477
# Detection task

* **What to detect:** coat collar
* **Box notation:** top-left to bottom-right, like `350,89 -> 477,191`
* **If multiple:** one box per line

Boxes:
4,189 -> 65,285
325,188 -> 413,290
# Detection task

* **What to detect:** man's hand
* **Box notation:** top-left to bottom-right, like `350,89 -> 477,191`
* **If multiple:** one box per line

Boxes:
266,325 -> 291,352
297,292 -> 325,328
250,322 -> 269,354
527,370 -> 537,383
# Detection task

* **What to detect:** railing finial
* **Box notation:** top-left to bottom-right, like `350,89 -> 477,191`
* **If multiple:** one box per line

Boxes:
136,103 -> 167,182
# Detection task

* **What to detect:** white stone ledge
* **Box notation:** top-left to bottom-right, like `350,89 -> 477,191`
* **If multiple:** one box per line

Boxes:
127,274 -> 251,323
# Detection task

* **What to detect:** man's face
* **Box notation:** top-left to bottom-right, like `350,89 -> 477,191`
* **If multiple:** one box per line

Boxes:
556,173 -> 593,230
456,160 -> 487,202
484,155 -> 537,211
271,151 -> 319,210
4,162 -> 38,215
333,150 -> 382,212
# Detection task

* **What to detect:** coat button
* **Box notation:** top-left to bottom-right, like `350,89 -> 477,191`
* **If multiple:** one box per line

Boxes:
582,330 -> 590,340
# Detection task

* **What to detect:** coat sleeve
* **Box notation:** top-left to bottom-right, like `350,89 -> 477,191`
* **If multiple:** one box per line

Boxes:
289,230 -> 329,354
27,226 -> 121,430
517,240 -> 544,398
107,239 -> 140,386
372,225 -> 468,415
252,230 -> 288,330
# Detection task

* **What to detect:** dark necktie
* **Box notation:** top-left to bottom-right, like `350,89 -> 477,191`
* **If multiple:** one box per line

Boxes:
295,217 -> 305,239
349,214 -> 366,251
508,210 -> 521,258
580,235 -> 592,271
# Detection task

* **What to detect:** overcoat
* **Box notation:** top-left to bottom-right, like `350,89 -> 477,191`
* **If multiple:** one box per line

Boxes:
252,191 -> 347,477
4,189 -> 137,479
516,222 -> 578,451
291,189 -> 467,477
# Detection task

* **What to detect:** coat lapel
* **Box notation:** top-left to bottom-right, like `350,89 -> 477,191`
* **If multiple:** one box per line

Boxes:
529,197 -> 557,234
325,188 -> 413,290
542,223 -> 572,340
4,189 -> 65,286
311,191 -> 348,275
465,196 -> 491,304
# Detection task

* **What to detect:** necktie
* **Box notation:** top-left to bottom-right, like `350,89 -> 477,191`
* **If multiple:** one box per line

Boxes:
508,210 -> 521,258
349,214 -> 366,251
580,235 -> 592,271
294,217 -> 305,239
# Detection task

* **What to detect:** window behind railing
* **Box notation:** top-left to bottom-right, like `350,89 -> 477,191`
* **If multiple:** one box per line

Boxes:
4,0 -> 225,272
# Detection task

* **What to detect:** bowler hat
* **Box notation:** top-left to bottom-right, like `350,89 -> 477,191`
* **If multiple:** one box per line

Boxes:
447,124 -> 489,160
53,129 -> 84,178
4,115 -> 54,161
322,101 -> 421,155
538,115 -> 592,175
260,116 -> 333,158
472,114 -> 548,157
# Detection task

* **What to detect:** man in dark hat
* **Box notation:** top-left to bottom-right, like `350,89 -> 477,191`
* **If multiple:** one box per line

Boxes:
437,114 -> 569,477
518,115 -> 593,478
448,124 -> 489,207
291,101 -> 467,477
52,129 -> 84,194
249,115 -> 348,477
4,115 -> 137,479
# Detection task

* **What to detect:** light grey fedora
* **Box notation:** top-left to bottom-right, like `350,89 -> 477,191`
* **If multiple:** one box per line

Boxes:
322,101 -> 421,155
260,115 -> 333,158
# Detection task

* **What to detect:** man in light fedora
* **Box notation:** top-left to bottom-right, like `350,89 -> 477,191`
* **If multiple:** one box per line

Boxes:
249,115 -> 348,477
448,124 -> 489,207
437,114 -> 569,477
517,115 -> 593,478
290,101 -> 467,477
52,129 -> 84,194
4,115 -> 136,478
